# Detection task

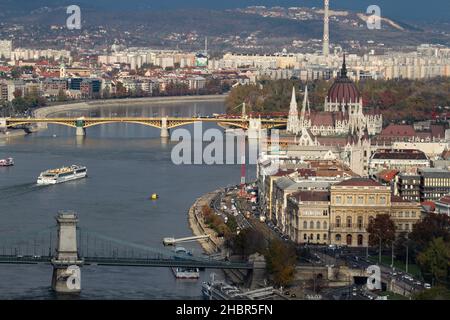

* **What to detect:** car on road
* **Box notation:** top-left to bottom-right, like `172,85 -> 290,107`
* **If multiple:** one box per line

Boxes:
424,283 -> 431,289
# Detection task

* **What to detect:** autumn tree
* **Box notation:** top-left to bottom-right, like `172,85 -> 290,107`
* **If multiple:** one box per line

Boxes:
226,228 -> 266,258
410,213 -> 450,251
417,237 -> 450,287
413,286 -> 450,300
265,239 -> 297,287
367,214 -> 396,263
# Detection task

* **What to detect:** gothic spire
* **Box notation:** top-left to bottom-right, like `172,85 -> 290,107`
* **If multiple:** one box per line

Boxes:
340,53 -> 348,78
301,85 -> 310,117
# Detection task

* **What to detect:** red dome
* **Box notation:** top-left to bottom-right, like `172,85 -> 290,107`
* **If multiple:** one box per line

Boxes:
327,79 -> 360,104
327,55 -> 360,104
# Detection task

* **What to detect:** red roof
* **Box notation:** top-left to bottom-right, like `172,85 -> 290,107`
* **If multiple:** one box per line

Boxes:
421,201 -> 436,211
334,178 -> 383,187
377,169 -> 399,182
291,191 -> 330,202
437,195 -> 450,205
430,124 -> 445,139
381,124 -> 416,137
391,195 -> 411,203
310,112 -> 335,126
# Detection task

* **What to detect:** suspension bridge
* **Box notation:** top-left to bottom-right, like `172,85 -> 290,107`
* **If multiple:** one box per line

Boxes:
0,211 -> 265,294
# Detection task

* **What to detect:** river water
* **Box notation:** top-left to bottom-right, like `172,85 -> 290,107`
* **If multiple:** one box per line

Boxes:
0,100 -> 255,300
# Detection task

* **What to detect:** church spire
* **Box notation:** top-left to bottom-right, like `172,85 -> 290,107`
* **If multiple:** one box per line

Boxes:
287,86 -> 300,135
340,53 -> 348,78
301,85 -> 310,117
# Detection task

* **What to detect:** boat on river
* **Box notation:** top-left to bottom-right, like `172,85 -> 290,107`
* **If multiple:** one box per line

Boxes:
37,165 -> 87,185
0,158 -> 14,167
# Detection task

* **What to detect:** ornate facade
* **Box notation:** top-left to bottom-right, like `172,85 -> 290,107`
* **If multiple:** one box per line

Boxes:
287,56 -> 383,137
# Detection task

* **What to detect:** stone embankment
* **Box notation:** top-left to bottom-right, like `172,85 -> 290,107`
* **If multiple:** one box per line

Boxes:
187,189 -> 224,255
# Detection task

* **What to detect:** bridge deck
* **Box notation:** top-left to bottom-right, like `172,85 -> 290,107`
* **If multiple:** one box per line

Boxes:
0,255 -> 256,270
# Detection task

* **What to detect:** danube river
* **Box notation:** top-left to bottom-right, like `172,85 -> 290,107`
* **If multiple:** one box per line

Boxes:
0,99 -> 255,299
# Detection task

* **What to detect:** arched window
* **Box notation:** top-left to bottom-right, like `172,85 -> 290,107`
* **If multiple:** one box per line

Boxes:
357,234 -> 364,246
316,221 -> 321,229
347,216 -> 352,228
357,216 -> 363,229
336,216 -> 341,228
323,221 -> 328,230
346,234 -> 353,246
303,221 -> 308,229
310,221 -> 314,229
335,234 -> 341,242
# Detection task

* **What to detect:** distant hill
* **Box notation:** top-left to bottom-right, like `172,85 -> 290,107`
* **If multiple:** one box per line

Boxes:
0,2 -> 448,51
1,0 -> 450,22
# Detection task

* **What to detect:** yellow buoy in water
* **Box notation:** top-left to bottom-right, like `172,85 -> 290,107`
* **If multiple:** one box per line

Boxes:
150,193 -> 159,200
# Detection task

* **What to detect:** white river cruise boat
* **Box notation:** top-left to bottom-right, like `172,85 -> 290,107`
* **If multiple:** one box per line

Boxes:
37,165 -> 87,185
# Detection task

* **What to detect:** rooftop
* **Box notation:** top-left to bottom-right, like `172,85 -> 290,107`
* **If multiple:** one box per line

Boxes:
372,149 -> 428,160
334,178 -> 383,187
290,191 -> 330,203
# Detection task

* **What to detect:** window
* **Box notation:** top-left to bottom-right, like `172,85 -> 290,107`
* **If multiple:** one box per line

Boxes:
357,234 -> 364,246
303,221 -> 308,229
310,221 -> 314,229
335,196 -> 342,204
347,216 -> 352,228
323,210 -> 328,216
357,196 -> 364,204
405,211 -> 410,218
411,211 -> 416,218
323,234 -> 327,240
316,221 -> 321,229
368,196 -> 375,204
304,234 -> 307,240
335,234 -> 341,242
336,216 -> 341,228
323,221 -> 328,230
380,196 -> 386,204
317,234 -> 320,240
346,196 -> 353,204
357,216 -> 363,229
346,234 -> 353,246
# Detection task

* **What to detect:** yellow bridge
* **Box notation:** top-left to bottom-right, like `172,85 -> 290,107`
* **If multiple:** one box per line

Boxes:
1,116 -> 288,137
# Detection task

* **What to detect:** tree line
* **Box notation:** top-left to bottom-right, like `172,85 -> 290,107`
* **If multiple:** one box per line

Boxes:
225,77 -> 450,123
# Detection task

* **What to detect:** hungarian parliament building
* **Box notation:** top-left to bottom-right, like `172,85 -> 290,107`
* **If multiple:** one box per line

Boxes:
287,57 -> 383,138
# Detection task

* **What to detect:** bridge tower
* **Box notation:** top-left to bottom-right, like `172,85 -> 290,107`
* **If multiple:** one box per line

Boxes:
0,118 -> 7,133
161,116 -> 170,138
75,118 -> 86,136
51,211 -> 84,294
247,118 -> 262,140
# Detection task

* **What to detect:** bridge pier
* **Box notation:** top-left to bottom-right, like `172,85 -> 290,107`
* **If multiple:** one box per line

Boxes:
246,253 -> 267,289
51,211 -> 84,294
75,118 -> 86,137
160,117 -> 170,138
76,127 -> 86,136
